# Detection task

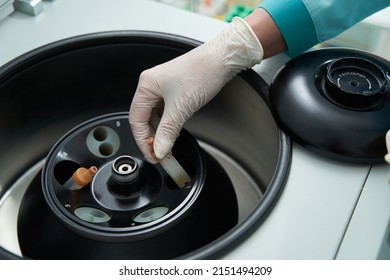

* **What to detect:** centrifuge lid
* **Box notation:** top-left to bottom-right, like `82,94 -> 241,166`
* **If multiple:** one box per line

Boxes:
269,48 -> 390,164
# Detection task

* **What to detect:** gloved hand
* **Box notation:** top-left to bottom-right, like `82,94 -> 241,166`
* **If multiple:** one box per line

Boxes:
385,129 -> 390,184
129,17 -> 264,162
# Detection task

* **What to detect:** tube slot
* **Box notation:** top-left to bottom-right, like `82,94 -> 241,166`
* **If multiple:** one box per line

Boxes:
53,160 -> 80,184
86,126 -> 120,158
74,206 -> 111,223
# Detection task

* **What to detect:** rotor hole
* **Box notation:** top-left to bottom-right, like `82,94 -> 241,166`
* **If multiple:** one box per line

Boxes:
350,80 -> 359,87
86,125 -> 120,158
99,142 -> 114,157
118,163 -> 133,174
134,206 -> 169,223
93,127 -> 108,141
54,160 -> 80,184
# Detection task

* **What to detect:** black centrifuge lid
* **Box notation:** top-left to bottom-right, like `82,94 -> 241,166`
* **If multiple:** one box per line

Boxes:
269,48 -> 390,164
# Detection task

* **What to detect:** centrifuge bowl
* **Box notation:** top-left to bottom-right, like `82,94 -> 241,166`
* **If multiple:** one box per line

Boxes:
0,31 -> 290,259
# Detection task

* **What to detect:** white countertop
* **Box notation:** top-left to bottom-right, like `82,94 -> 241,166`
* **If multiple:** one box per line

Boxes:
0,0 -> 225,66
0,0 -> 389,259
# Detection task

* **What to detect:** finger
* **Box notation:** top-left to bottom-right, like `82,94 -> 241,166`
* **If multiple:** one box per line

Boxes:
129,89 -> 162,162
153,103 -> 190,159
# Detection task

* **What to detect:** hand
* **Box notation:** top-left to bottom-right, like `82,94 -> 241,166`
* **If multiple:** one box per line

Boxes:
385,129 -> 390,164
129,17 -> 263,162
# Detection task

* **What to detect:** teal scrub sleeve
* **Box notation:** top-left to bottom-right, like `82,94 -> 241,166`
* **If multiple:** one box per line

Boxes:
259,0 -> 389,57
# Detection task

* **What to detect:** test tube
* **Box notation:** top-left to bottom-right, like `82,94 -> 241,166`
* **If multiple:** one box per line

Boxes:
63,166 -> 97,191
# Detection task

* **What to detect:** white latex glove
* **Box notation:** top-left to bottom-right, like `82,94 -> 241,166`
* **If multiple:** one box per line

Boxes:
129,17 -> 263,162
385,129 -> 390,184
385,129 -> 390,164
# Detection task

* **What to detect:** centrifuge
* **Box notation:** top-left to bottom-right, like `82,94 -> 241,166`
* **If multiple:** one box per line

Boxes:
0,0 -> 389,259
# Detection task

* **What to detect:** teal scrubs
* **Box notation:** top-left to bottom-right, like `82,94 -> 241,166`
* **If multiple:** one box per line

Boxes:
260,0 -> 390,56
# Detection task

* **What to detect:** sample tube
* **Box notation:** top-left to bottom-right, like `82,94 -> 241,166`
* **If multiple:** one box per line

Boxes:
63,166 -> 97,191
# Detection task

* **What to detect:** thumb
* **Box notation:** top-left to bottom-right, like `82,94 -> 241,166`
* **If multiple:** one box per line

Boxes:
153,111 -> 186,159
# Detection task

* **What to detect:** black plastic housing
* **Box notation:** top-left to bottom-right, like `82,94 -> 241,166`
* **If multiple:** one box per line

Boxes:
270,48 -> 390,164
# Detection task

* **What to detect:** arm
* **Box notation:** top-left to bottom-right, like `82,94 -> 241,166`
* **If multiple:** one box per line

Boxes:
244,8 -> 287,58
259,0 -> 389,56
129,16 -> 267,161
